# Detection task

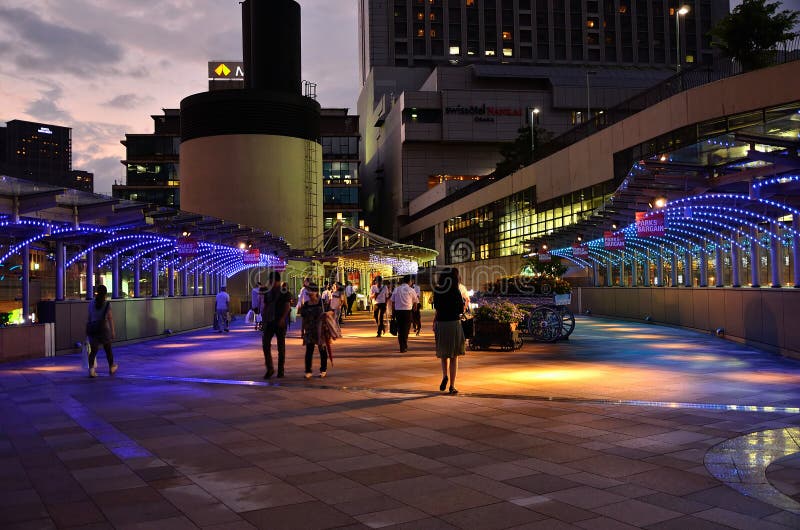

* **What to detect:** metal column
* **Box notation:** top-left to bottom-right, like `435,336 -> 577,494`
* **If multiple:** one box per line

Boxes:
151,254 -> 159,297
620,257 -> 625,287
630,257 -> 637,287
794,215 -> 800,288
715,238 -> 724,287
133,258 -> 141,297
168,263 -> 175,297
656,249 -> 664,286
55,240 -> 65,301
86,249 -> 94,300
112,255 -> 121,299
181,268 -> 188,296
592,263 -> 599,286
699,247 -> 707,287
671,247 -> 678,287
770,222 -> 781,287
606,259 -> 612,287
22,244 -> 30,319
193,271 -> 199,295
731,235 -> 741,287
750,228 -> 760,287
683,251 -> 692,287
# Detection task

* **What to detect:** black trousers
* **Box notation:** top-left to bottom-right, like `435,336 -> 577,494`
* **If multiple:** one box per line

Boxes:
395,310 -> 412,351
304,343 -> 328,374
346,294 -> 356,315
374,303 -> 387,334
88,337 -> 113,368
411,306 -> 422,332
262,322 -> 286,373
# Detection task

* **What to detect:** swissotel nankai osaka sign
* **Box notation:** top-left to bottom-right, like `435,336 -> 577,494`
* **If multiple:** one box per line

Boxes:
635,211 -> 665,237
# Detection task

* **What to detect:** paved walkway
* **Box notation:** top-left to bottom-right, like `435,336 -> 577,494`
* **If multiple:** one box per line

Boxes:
2,312 -> 800,529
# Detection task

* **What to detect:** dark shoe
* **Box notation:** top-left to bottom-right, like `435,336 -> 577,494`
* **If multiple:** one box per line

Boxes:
439,377 -> 448,391
400,348 -> 407,353
264,369 -> 275,379
277,371 -> 284,378
449,387 -> 459,395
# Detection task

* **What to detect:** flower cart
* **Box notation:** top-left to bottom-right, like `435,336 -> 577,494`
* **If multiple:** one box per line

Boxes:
477,273 -> 575,343
467,300 -> 526,352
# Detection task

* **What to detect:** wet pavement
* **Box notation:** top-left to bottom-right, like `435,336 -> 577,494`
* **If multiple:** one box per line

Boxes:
2,311 -> 800,529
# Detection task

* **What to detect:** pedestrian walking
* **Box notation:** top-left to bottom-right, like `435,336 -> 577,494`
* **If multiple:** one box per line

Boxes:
390,275 -> 419,353
262,271 -> 292,379
433,268 -> 465,394
344,281 -> 356,316
251,281 -> 263,330
370,276 -> 388,336
411,277 -> 422,335
85,284 -> 117,378
299,283 -> 329,379
215,286 -> 230,333
329,282 -> 344,325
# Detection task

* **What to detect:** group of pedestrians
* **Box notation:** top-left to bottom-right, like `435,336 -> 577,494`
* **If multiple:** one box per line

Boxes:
83,267 -> 468,396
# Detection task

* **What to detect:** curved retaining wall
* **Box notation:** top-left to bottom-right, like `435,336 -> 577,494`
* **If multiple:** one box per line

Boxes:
574,287 -> 800,360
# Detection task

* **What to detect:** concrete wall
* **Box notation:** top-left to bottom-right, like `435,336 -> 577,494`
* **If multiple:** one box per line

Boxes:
575,287 -> 800,360
0,323 -> 54,362
43,296 -> 216,355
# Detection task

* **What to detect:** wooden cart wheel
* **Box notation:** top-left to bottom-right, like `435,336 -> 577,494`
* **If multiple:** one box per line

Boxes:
527,306 -> 561,342
559,307 -> 576,339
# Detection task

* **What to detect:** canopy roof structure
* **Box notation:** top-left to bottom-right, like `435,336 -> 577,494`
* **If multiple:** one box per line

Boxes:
0,175 -> 291,277
317,221 -> 438,276
528,105 -> 800,282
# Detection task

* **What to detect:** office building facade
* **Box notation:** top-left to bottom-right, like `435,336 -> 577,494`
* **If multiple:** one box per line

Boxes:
0,120 -> 72,187
357,0 -> 729,238
321,109 -> 362,229
113,109 -> 181,207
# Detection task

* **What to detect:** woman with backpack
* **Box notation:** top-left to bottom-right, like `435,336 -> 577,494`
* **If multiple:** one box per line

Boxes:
86,284 -> 117,378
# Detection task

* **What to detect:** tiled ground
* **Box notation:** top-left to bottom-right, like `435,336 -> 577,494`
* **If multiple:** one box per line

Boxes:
2,311 -> 800,529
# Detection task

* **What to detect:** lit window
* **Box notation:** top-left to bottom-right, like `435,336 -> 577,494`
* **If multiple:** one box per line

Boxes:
417,11 -> 424,20
619,5 -> 627,13
587,19 -> 595,28
430,28 -> 437,37
503,48 -> 513,56
429,12 -> 436,20
449,45 -> 460,54
417,28 -> 425,37
502,31 -> 512,40
466,0 -> 474,5
485,49 -> 496,56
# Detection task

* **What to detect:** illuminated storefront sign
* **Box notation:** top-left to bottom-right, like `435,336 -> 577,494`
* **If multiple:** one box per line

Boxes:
444,104 -> 524,123
604,231 -> 625,250
572,244 -> 589,258
208,61 -> 245,80
243,248 -> 261,264
37,127 -> 53,134
635,211 -> 665,237
176,237 -> 198,257
538,250 -> 552,262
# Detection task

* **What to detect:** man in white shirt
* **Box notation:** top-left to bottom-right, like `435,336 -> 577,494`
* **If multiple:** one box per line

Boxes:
344,281 -> 356,316
370,276 -> 389,337
390,275 -> 419,353
215,286 -> 231,333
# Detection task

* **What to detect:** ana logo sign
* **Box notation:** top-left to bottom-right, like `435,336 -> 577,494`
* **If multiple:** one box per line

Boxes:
208,61 -> 245,80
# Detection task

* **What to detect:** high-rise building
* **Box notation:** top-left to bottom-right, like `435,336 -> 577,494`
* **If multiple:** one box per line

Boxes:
359,0 -> 727,77
68,170 -> 94,193
321,109 -> 362,230
0,120 -> 72,187
112,109 -> 181,207
357,0 -> 729,237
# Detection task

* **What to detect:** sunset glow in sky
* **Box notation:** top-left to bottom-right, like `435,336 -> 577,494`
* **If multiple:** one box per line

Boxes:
0,0 -> 358,194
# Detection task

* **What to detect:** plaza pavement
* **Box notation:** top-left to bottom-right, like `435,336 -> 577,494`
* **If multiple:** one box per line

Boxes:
2,310 -> 800,529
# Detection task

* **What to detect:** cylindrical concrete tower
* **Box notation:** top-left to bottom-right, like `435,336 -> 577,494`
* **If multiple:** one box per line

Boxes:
180,0 -> 322,251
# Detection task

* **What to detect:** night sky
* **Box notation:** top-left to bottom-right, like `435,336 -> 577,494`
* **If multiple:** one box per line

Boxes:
0,0 -> 359,194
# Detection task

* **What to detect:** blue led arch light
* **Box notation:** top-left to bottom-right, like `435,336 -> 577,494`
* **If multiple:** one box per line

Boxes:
549,250 -> 592,269
99,241 -> 174,269
751,174 -> 800,189
664,218 -> 760,251
66,234 -> 173,268
670,211 -> 779,245
652,220 -> 740,253
0,224 -> 108,264
119,246 -> 177,271
668,205 -> 797,238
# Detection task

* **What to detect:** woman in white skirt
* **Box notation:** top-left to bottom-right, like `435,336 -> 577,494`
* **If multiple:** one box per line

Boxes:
432,268 -> 466,394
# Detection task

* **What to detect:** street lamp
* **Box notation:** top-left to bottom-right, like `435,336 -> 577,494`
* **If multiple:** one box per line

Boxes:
675,5 -> 690,72
529,107 -> 540,159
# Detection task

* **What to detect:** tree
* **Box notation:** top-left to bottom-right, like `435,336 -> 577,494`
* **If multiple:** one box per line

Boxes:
710,0 -> 799,71
495,125 -> 553,178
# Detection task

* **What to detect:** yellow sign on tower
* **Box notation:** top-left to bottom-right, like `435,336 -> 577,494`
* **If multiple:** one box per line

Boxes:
214,63 -> 231,77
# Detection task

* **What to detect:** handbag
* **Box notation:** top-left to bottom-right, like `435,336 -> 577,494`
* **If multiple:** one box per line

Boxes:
245,309 -> 255,324
460,313 -> 474,337
80,338 -> 94,370
389,316 -> 398,336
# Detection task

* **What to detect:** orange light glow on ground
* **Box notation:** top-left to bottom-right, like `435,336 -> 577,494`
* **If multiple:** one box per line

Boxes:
153,342 -> 201,349
503,368 -> 606,383
723,372 -> 800,384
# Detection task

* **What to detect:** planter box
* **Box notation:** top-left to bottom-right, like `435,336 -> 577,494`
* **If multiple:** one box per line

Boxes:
554,293 -> 572,305
470,320 -> 522,351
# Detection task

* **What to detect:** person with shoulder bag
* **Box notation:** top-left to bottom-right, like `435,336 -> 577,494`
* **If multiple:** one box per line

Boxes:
370,276 -> 388,337
432,268 -> 466,394
85,284 -> 117,378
